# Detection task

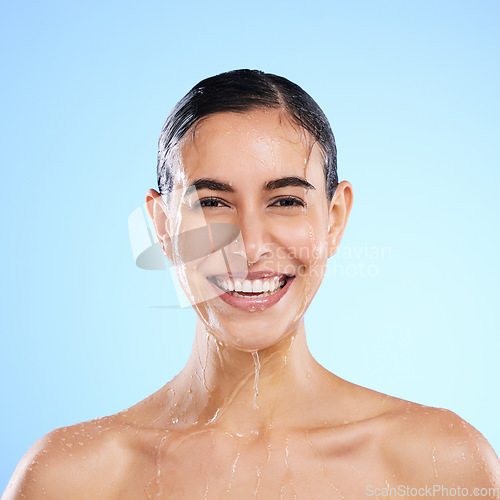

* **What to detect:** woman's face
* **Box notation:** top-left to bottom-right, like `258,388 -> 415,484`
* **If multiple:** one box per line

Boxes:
161,108 -> 350,350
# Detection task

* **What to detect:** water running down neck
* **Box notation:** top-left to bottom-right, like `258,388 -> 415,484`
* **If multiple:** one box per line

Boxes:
251,351 -> 261,410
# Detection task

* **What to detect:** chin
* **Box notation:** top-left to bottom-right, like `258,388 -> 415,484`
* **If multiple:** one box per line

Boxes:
184,271 -> 318,349
205,313 -> 301,352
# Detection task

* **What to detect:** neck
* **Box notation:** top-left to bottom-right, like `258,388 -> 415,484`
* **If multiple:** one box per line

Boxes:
165,317 -> 332,436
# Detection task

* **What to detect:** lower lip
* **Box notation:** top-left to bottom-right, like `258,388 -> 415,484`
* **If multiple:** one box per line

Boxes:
208,277 -> 295,311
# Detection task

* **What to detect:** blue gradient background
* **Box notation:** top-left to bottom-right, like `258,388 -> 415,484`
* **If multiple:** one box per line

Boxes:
1,0 -> 499,491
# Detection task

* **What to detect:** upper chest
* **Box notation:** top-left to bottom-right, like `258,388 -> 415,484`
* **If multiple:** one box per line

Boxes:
114,425 -> 396,499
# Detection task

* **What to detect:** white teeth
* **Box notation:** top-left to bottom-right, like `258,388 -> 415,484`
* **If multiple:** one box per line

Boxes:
242,280 -> 252,292
252,279 -> 263,293
215,275 -> 289,295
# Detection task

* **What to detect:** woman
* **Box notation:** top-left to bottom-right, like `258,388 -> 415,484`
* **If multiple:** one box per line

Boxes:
4,70 -> 499,499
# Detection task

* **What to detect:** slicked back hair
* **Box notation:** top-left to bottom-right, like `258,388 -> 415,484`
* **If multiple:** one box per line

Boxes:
157,69 -> 338,203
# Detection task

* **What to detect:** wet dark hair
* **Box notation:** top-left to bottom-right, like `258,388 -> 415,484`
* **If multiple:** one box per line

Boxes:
157,69 -> 338,202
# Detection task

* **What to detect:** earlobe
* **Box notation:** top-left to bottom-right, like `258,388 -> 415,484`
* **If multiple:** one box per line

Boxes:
145,189 -> 173,261
327,181 -> 353,258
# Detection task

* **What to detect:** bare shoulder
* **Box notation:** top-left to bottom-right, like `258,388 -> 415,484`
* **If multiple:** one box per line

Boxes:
379,402 -> 500,491
2,415 -> 145,500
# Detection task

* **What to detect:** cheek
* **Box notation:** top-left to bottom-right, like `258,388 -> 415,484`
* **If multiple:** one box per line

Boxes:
276,220 -> 329,269
177,258 -> 214,302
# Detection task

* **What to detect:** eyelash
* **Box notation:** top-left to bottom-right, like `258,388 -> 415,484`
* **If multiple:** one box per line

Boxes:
269,196 -> 306,208
195,196 -> 306,208
196,197 -> 228,208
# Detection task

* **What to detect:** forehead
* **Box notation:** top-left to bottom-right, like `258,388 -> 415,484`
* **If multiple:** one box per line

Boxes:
177,109 -> 324,183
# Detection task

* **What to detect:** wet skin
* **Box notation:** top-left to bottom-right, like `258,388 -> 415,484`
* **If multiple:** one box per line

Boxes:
3,110 -> 499,499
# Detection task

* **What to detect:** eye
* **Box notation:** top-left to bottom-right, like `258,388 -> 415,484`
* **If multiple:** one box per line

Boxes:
269,196 -> 306,208
196,197 -> 229,208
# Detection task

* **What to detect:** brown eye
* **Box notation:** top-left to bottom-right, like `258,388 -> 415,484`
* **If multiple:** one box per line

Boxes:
270,197 -> 306,208
197,197 -> 229,208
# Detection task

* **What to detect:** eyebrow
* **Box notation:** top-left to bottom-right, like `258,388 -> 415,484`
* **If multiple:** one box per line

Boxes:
185,176 -> 315,195
264,177 -> 315,191
184,178 -> 234,196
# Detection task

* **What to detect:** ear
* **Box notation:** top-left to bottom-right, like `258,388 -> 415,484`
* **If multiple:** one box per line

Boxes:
145,188 -> 173,262
327,180 -> 353,258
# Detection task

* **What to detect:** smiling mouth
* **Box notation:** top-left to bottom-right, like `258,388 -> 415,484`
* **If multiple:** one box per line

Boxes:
207,274 -> 293,299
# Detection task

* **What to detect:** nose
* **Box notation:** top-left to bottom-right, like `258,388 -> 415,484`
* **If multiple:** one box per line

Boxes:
233,210 -> 272,266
